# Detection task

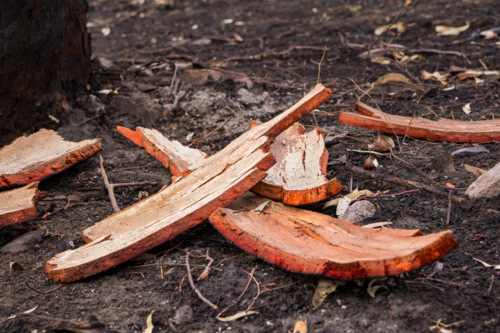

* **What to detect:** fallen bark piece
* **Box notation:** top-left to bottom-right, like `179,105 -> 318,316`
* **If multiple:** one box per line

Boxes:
464,164 -> 487,177
46,84 -> 332,283
250,123 -> 344,205
465,162 -> 500,198
0,183 -> 46,228
0,129 -> 101,188
117,126 -> 207,177
210,193 -> 457,279
338,102 -> 500,143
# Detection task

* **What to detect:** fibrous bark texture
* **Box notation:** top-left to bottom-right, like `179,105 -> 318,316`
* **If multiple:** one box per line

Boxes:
250,123 -> 344,205
0,182 -> 46,228
0,0 -> 91,145
465,162 -> 500,198
338,102 -> 500,143
0,129 -> 101,188
210,193 -> 458,279
46,84 -> 332,283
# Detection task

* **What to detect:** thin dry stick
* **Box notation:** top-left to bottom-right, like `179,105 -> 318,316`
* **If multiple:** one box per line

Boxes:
345,163 -> 467,203
216,254 -> 247,267
99,155 -> 159,212
445,190 -> 452,225
217,266 -> 258,318
100,155 -> 120,212
197,249 -> 214,281
188,116 -> 233,146
243,268 -> 263,311
169,61 -> 179,95
488,275 -> 494,296
223,98 -> 249,121
25,281 -> 63,294
352,189 -> 419,203
316,46 -> 327,84
186,252 -> 218,309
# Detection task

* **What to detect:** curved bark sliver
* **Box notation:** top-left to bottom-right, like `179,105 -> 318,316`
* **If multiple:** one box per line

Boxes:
338,102 -> 500,143
210,193 -> 458,279
0,129 -> 101,188
46,84 -> 332,283
0,182 -> 46,228
250,123 -> 344,205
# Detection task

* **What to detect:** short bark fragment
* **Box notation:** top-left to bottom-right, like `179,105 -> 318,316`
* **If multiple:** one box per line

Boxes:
465,161 -> 500,198
0,183 -> 46,228
0,129 -> 101,188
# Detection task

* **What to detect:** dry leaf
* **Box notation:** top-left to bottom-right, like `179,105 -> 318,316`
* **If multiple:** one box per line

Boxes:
353,278 -> 365,286
374,22 -> 406,36
233,33 -> 243,42
462,103 -> 471,115
9,262 -> 23,272
254,200 -> 270,214
364,156 -> 378,169
143,310 -> 155,333
367,277 -> 388,297
217,310 -> 259,322
186,132 -> 194,141
375,73 -> 411,85
435,22 -> 469,36
443,151 -> 455,173
473,258 -> 500,270
312,279 -> 346,309
464,164 -> 487,177
480,30 -> 497,40
422,70 -> 449,82
322,189 -> 374,209
197,266 -> 211,281
362,221 -> 393,228
474,76 -> 484,84
101,26 -> 111,36
336,197 -> 352,217
371,57 -> 392,65
293,318 -> 308,333
374,135 -> 395,151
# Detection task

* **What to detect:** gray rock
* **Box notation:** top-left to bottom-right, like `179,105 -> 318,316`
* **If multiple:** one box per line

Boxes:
1,228 -> 47,253
466,161 -> 500,198
237,88 -> 268,104
174,305 -> 193,324
341,201 -> 376,223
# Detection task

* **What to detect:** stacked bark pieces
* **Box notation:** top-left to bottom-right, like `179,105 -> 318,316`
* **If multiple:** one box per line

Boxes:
46,84 -> 332,283
66,88 -> 458,283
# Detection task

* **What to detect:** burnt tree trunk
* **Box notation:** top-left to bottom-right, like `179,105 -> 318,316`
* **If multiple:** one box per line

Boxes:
0,0 -> 91,145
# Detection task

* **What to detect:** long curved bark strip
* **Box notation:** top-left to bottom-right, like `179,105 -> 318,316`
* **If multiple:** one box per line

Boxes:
0,129 -> 101,188
338,102 -> 500,143
250,123 -> 344,205
46,84 -> 332,283
0,182 -> 46,228
210,193 -> 458,280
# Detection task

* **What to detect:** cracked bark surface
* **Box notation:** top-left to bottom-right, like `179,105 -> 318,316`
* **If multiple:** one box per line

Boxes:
0,182 -> 46,228
46,84 -> 331,283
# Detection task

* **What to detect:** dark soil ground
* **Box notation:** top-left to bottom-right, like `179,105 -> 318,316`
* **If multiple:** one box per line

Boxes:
2,0 -> 500,332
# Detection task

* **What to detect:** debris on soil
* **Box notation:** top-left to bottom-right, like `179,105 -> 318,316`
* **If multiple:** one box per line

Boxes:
0,129 -> 101,188
174,305 -> 194,324
312,279 -> 346,309
250,122 -> 344,205
340,200 -> 377,222
45,84 -> 331,283
465,161 -> 500,199
181,69 -> 253,88
464,164 -> 488,177
1,227 -> 47,253
339,102 -> 500,143
292,317 -> 308,333
0,182 -> 46,228
209,192 -> 457,279
322,189 -> 374,209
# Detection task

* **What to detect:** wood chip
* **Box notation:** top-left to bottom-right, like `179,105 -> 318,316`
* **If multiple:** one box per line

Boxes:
0,182 -> 46,228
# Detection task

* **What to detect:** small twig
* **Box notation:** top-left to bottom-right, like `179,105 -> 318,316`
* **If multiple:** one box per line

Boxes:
446,190 -> 452,225
197,249 -> 214,281
25,281 -> 63,294
488,275 -> 495,296
412,277 -> 466,289
243,267 -> 263,311
187,116 -> 233,146
169,61 -> 179,95
352,189 -> 419,203
316,46 -> 327,84
345,163 -> 467,203
185,252 -> 218,309
223,98 -> 248,122
216,254 -> 247,267
217,266 -> 257,317
100,155 -> 120,213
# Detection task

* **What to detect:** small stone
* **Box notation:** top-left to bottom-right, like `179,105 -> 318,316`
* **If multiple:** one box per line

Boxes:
279,305 -> 287,311
174,305 -> 193,324
340,201 -> 376,223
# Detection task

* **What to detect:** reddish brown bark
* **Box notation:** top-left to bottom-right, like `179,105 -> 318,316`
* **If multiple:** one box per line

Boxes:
0,182 -> 46,228
338,102 -> 500,143
0,129 -> 101,188
46,84 -> 332,283
210,193 -> 458,279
